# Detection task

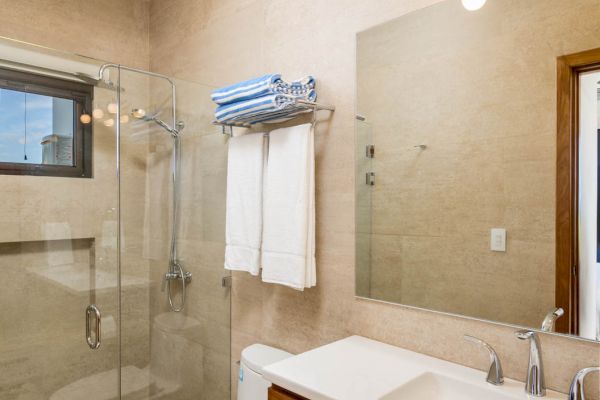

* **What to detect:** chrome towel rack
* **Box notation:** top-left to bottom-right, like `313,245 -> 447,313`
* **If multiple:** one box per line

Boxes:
213,99 -> 335,137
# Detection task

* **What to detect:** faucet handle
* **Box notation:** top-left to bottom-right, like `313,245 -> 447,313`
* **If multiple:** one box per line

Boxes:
569,366 -> 600,400
464,335 -> 504,385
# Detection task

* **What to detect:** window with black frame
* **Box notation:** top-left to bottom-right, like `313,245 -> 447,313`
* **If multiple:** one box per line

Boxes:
0,67 -> 93,178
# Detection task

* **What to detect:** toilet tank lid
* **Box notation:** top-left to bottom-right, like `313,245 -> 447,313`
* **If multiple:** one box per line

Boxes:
241,344 -> 293,374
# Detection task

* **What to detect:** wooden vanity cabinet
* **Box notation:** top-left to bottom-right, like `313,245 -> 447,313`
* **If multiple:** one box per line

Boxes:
268,385 -> 308,400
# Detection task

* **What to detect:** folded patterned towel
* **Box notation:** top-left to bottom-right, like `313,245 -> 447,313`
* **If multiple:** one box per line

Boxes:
289,75 -> 316,96
211,74 -> 315,106
214,90 -> 317,124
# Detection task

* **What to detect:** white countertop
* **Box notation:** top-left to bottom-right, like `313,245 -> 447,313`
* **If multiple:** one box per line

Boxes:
262,336 -> 564,400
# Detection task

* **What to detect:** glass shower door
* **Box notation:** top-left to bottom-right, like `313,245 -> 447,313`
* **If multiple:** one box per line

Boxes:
0,64 -> 120,398
118,68 -> 231,400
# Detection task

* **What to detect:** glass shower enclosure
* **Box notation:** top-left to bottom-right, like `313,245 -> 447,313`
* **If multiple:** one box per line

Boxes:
0,37 -> 230,400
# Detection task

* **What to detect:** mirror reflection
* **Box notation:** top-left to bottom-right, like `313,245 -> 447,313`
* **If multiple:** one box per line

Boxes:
355,0 -> 600,341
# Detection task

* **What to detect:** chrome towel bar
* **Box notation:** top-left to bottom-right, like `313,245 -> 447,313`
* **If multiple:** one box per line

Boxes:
213,99 -> 335,137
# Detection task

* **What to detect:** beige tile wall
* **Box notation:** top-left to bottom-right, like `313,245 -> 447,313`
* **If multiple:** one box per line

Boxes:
0,0 -> 149,70
149,0 -> 599,398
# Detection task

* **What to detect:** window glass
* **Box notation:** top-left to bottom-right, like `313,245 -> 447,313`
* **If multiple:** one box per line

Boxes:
0,88 -> 74,165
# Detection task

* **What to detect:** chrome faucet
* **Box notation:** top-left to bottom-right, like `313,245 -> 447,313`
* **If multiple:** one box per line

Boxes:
515,330 -> 545,396
464,335 -> 504,385
541,307 -> 564,332
568,367 -> 599,400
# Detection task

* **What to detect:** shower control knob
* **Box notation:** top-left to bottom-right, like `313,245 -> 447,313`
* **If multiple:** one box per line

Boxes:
163,269 -> 192,284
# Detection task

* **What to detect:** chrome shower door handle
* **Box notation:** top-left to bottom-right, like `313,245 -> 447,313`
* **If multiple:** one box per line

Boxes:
85,304 -> 101,350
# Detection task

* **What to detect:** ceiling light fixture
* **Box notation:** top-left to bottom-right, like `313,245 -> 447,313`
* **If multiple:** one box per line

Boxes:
462,0 -> 487,11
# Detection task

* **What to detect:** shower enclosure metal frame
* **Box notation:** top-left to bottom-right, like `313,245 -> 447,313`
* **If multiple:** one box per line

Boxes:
97,63 -> 192,312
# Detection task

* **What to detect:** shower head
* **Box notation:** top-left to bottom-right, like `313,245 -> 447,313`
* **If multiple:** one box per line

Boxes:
130,109 -> 183,137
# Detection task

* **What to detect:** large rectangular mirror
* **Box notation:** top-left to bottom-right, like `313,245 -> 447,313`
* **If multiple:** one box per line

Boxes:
355,0 -> 600,341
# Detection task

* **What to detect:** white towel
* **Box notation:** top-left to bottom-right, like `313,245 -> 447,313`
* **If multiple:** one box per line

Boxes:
261,123 -> 316,290
224,132 -> 267,275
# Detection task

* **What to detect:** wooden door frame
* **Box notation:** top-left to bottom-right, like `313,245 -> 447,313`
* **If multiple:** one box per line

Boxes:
556,48 -> 600,334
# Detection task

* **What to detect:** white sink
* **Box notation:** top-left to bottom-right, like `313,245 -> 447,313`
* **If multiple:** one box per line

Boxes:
262,336 -> 564,400
381,372 -> 521,400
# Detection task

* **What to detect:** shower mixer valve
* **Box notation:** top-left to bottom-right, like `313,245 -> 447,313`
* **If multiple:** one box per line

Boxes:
161,263 -> 192,291
162,261 -> 192,312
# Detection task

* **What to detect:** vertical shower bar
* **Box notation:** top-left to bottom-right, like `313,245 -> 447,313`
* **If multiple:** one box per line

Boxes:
115,65 -> 122,400
169,79 -> 178,272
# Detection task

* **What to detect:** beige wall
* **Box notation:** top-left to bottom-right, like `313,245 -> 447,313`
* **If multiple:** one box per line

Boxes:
0,0 -> 149,69
356,0 -> 600,329
149,0 -> 599,398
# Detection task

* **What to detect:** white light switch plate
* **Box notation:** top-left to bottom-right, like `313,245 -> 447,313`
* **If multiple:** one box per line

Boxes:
490,228 -> 506,252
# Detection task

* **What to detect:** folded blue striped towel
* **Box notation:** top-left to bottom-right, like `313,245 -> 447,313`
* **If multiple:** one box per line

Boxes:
233,106 -> 311,125
211,74 -> 315,106
215,90 -> 317,124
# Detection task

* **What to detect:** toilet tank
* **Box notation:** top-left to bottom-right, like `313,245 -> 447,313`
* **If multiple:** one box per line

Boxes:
237,344 -> 293,400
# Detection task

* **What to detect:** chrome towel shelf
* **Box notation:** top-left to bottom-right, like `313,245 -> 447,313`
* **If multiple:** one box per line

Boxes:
213,99 -> 335,137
